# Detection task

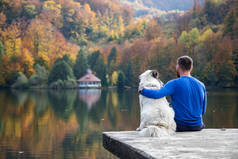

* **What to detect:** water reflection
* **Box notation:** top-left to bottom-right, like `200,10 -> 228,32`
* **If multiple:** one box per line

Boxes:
0,88 -> 238,158
0,89 -> 140,159
204,89 -> 238,128
78,89 -> 101,110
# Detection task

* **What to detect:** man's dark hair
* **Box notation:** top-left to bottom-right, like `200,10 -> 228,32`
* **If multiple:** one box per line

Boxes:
177,56 -> 193,71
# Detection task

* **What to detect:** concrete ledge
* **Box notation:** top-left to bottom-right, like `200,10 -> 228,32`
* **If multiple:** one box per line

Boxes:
103,129 -> 238,159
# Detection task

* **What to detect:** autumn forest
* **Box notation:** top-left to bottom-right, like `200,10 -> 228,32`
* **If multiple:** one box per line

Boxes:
0,0 -> 238,88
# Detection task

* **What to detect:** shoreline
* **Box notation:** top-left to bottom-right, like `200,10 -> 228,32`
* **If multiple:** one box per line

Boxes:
1,86 -> 238,90
0,86 -> 134,90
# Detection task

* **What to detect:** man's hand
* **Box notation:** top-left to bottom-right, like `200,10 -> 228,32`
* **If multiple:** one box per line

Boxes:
138,85 -> 144,93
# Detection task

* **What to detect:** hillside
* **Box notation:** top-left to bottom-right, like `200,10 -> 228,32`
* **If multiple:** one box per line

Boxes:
0,0 -> 238,88
0,0 -> 135,86
120,0 -> 204,17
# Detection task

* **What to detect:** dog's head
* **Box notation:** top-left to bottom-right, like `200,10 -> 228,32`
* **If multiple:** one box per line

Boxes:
139,70 -> 159,80
151,70 -> 159,79
139,69 -> 163,89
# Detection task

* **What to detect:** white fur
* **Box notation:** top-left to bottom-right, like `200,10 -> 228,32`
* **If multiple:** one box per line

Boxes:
137,70 -> 176,137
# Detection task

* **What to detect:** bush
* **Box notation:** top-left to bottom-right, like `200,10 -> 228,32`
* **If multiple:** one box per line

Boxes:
28,64 -> 47,87
35,64 -> 47,81
49,79 -> 64,89
29,74 -> 41,86
64,79 -> 77,89
5,71 -> 20,86
11,73 -> 29,89
49,79 -> 77,89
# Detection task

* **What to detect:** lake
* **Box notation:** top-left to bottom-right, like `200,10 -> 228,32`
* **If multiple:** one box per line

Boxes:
0,88 -> 238,158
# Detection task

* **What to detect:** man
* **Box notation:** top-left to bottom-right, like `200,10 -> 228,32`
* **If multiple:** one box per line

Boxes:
138,56 -> 207,132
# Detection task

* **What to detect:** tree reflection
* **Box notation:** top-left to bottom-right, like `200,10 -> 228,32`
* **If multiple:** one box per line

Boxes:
88,90 -> 107,124
8,89 -> 29,106
48,90 -> 77,120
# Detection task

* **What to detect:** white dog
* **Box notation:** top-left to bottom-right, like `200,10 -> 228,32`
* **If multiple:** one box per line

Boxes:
137,70 -> 176,137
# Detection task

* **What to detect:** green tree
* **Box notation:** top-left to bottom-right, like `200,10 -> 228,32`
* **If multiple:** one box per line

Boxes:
48,59 -> 75,84
178,28 -> 199,56
178,31 -> 189,46
199,28 -> 213,42
117,71 -> 125,89
73,49 -> 88,79
125,61 -> 134,87
88,50 -> 100,68
23,4 -> 38,18
62,54 -> 73,68
88,50 -> 107,82
107,47 -> 117,85
101,67 -> 108,87
0,41 -> 4,58
189,28 -> 200,56
223,5 -> 238,39
107,47 -> 117,65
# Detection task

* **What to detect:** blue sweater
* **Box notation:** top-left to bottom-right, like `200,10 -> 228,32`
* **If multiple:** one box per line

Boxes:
141,76 -> 207,127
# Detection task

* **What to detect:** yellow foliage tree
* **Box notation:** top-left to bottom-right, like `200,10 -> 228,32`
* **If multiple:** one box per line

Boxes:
20,48 -> 35,77
42,0 -> 63,28
199,28 -> 213,42
111,71 -> 118,86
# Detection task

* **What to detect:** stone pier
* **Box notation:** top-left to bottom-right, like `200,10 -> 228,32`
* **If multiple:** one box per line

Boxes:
103,129 -> 238,159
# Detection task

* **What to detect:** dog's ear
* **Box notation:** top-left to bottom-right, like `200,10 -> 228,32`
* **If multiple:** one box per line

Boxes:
152,70 -> 159,79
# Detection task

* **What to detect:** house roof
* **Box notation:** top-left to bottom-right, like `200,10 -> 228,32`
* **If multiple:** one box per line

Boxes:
77,73 -> 101,82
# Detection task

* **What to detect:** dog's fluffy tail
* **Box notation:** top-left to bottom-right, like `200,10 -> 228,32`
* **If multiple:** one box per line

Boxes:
138,126 -> 173,137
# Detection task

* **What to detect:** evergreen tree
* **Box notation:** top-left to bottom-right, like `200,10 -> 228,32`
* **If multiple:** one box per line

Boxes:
88,51 -> 104,77
107,47 -> 117,85
101,67 -> 108,87
88,50 -> 108,86
0,41 -> 4,58
204,0 -> 217,24
62,54 -> 73,67
88,50 -> 100,68
223,6 -> 238,39
73,49 -> 88,79
117,71 -> 125,89
107,47 -> 117,65
125,61 -> 134,87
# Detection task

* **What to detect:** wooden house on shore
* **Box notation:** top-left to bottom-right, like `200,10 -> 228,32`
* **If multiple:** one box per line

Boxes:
77,69 -> 101,88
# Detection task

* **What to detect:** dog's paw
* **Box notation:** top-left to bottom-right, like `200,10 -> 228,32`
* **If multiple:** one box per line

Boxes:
136,127 -> 141,131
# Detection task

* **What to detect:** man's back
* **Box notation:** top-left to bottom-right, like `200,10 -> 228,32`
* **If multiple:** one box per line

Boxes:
171,76 -> 206,127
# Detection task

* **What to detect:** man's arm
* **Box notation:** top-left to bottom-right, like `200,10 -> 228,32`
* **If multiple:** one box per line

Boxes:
202,87 -> 207,115
140,80 -> 175,99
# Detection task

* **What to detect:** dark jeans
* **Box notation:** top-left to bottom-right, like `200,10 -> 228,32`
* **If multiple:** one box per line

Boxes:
176,123 -> 205,132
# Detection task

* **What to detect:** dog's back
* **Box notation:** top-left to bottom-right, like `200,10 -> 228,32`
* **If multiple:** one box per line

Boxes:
139,93 -> 176,136
138,70 -> 176,137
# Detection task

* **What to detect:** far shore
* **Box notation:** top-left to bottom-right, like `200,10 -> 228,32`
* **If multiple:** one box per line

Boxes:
0,85 -> 238,91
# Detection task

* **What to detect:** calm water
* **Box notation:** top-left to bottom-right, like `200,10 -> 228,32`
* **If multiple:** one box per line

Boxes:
0,88 -> 238,159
